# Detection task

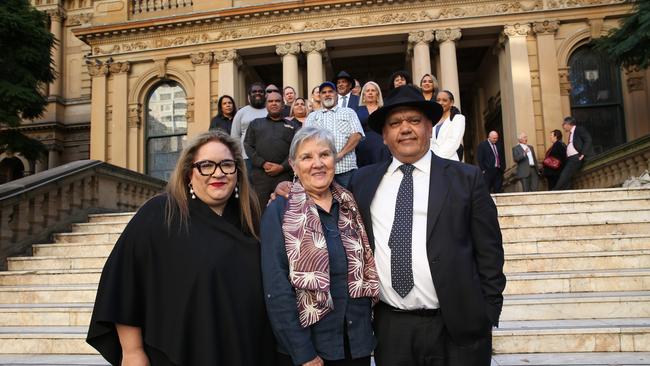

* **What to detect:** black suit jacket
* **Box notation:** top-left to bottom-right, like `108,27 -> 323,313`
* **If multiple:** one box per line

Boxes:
348,153 -> 506,344
340,94 -> 360,112
570,126 -> 594,158
476,140 -> 505,172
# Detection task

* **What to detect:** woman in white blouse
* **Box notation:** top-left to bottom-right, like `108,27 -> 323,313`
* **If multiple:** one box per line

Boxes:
431,90 -> 465,161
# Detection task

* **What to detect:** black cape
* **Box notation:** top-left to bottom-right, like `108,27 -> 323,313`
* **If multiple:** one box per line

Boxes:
87,194 -> 276,366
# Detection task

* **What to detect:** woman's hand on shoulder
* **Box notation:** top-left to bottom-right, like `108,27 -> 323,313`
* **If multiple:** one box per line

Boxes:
302,356 -> 324,366
121,349 -> 150,366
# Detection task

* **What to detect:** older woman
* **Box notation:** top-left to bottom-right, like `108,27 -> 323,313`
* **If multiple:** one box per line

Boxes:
431,90 -> 465,161
543,129 -> 567,190
355,81 -> 391,167
419,74 -> 439,102
261,127 -> 379,366
87,130 -> 275,366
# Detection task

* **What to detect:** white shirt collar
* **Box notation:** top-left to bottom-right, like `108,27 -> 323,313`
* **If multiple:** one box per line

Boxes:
388,150 -> 432,175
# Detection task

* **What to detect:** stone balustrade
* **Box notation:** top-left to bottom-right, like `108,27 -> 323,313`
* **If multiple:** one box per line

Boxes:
0,160 -> 165,270
131,0 -> 193,16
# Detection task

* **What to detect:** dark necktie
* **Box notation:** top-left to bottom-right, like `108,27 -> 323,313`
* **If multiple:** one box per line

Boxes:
341,95 -> 348,108
388,164 -> 415,298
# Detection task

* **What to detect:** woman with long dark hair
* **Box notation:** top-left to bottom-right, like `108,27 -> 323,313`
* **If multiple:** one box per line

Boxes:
431,90 -> 465,161
209,95 -> 237,134
543,129 -> 567,190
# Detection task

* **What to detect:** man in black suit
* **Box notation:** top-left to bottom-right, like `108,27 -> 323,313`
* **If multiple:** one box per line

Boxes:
476,130 -> 505,193
512,132 -> 540,192
554,116 -> 594,190
333,70 -> 360,112
349,86 -> 505,365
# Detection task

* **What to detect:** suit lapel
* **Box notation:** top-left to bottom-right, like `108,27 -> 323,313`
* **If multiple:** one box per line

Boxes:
426,154 -> 450,243
356,160 -> 391,251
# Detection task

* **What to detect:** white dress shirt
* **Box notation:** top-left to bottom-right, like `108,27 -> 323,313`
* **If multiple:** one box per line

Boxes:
519,143 -> 535,165
337,92 -> 352,108
566,125 -> 579,157
370,151 -> 439,309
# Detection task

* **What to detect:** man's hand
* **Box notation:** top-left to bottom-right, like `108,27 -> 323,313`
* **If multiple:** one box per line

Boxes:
303,356 -> 324,366
578,154 -> 584,161
263,162 -> 284,176
269,181 -> 292,204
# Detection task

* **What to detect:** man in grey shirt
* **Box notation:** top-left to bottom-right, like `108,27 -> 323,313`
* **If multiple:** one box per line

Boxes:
231,82 -> 267,175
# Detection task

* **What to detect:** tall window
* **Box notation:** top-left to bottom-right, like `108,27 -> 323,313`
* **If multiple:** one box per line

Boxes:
146,81 -> 187,180
569,45 -> 625,155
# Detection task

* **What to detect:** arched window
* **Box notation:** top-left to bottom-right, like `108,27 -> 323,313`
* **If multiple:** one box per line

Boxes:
568,45 -> 626,154
146,81 -> 188,180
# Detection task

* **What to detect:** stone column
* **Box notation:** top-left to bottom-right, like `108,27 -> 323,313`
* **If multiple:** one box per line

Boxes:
409,30 -> 434,85
191,52 -> 213,134
276,42 -> 301,91
623,66 -> 650,140
88,62 -> 109,161
109,61 -> 130,168
215,49 -> 239,99
503,23 -> 537,150
496,39 -> 516,168
47,144 -> 61,169
435,28 -> 462,110
533,20 -> 563,145
127,103 -> 142,171
47,8 -> 65,98
301,40 -> 326,95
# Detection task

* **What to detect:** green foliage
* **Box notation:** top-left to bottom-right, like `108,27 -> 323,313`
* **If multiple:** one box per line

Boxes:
0,129 -> 47,161
594,0 -> 650,69
0,0 -> 55,127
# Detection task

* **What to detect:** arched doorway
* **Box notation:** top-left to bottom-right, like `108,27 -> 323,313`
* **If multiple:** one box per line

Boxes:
0,157 -> 25,184
145,81 -> 188,181
568,45 -> 626,155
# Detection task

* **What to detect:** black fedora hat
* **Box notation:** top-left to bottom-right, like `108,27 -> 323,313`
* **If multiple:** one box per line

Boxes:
368,85 -> 443,134
332,70 -> 355,86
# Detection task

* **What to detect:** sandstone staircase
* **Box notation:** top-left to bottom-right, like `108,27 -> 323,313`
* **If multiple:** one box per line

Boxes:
0,188 -> 649,365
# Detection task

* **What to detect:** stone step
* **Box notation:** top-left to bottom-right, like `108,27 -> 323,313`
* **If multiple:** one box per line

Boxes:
498,209 -> 650,227
501,291 -> 650,321
0,270 -> 101,286
503,234 -> 650,254
505,269 -> 650,295
492,352 -> 650,365
87,212 -> 134,223
504,250 -> 650,273
53,232 -> 120,244
8,257 -> 108,271
501,221 -> 650,242
496,197 -> 650,215
0,327 -> 96,354
0,304 -> 92,327
0,285 -> 97,304
492,188 -> 650,205
493,318 -> 650,354
0,354 -> 108,365
33,243 -> 114,258
70,222 -> 127,234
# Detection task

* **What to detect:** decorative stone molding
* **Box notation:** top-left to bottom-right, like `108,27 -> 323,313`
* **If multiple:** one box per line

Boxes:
435,28 -> 462,43
128,104 -> 142,128
558,67 -> 572,96
213,49 -> 238,63
408,30 -> 434,45
276,42 -> 301,56
45,7 -> 65,22
108,61 -> 130,74
532,20 -> 560,34
86,62 -> 109,77
504,23 -> 531,37
154,58 -> 168,78
300,40 -> 326,54
625,65 -> 646,92
67,12 -> 93,26
190,52 -> 213,65
185,99 -> 195,123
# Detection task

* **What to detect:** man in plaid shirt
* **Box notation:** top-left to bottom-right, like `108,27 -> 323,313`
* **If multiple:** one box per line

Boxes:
304,81 -> 365,187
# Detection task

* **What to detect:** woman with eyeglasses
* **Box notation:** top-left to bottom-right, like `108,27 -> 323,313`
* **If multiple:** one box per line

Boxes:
87,130 -> 276,366
261,127 -> 379,366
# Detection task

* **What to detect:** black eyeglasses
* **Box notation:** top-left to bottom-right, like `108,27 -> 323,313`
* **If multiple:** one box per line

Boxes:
192,159 -> 237,176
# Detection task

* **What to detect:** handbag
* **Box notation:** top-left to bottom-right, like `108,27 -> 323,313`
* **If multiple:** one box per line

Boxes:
543,155 -> 561,170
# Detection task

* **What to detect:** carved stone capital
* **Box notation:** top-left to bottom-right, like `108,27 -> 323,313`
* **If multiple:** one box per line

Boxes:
435,28 -> 462,43
190,52 -> 213,65
533,20 -> 560,34
276,42 -> 301,56
504,23 -> 531,37
45,8 -> 65,22
625,65 -> 646,92
301,40 -> 326,54
409,30 -> 434,45
109,61 -> 130,74
128,104 -> 142,128
214,49 -> 238,63
86,62 -> 109,77
67,12 -> 93,26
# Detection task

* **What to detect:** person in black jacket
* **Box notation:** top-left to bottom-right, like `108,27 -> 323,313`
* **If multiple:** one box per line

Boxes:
476,131 -> 506,193
554,116 -> 594,190
543,129 -> 567,190
209,95 -> 237,134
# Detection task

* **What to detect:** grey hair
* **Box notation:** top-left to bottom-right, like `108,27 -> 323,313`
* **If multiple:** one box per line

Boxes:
289,127 -> 337,162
